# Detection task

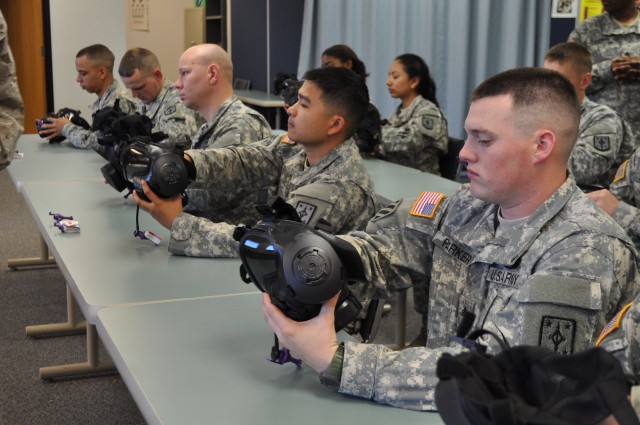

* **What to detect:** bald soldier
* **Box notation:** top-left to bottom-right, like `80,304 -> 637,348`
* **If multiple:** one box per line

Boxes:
176,44 -> 272,224
261,68 -> 640,411
175,43 -> 271,150
133,67 -> 378,258
544,42 -> 635,188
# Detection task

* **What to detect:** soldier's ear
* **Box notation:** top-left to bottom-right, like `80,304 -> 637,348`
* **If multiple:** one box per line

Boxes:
327,114 -> 345,136
208,63 -> 220,85
580,72 -> 592,91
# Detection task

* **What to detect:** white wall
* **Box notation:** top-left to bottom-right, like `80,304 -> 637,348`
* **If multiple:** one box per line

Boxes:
124,0 -> 195,83
49,0 -> 197,121
49,0 -> 127,120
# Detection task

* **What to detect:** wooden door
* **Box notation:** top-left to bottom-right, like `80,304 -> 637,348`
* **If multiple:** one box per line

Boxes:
0,0 -> 47,134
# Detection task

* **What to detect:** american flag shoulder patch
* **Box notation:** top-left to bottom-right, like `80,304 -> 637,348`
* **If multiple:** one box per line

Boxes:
279,134 -> 296,145
409,191 -> 445,218
613,160 -> 629,184
596,302 -> 633,346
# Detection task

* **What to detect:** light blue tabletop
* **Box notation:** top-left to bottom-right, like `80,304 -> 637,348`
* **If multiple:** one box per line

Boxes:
10,134 -> 106,189
97,295 -> 444,425
18,180 -> 254,324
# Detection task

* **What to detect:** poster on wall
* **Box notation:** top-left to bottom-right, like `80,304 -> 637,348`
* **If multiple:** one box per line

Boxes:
551,0 -> 578,18
577,0 -> 604,22
129,0 -> 150,31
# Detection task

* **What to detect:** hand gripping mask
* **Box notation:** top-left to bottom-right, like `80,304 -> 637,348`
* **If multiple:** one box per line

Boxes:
120,141 -> 190,202
237,214 -> 361,332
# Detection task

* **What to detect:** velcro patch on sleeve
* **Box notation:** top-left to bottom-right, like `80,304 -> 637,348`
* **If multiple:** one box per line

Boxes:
279,134 -> 296,145
409,191 -> 445,218
613,160 -> 629,184
595,302 -> 633,346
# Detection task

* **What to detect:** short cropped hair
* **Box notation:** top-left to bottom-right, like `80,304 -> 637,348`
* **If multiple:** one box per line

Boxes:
544,42 -> 592,74
472,67 -> 580,157
76,44 -> 115,72
302,67 -> 369,139
118,47 -> 161,78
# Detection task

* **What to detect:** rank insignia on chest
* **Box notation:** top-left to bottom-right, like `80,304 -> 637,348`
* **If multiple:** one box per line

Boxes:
595,302 -> 633,346
593,135 -> 610,152
539,316 -> 576,354
410,191 -> 445,218
613,160 -> 629,184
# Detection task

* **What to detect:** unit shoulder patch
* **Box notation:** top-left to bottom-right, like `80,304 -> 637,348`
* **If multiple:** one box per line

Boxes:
295,202 -> 316,224
593,135 -> 611,152
539,316 -> 576,355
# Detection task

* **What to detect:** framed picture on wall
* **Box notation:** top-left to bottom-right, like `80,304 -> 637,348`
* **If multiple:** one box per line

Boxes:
129,0 -> 150,31
551,0 -> 578,18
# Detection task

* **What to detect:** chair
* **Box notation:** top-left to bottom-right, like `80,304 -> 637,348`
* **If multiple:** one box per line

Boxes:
439,137 -> 465,181
233,78 -> 251,90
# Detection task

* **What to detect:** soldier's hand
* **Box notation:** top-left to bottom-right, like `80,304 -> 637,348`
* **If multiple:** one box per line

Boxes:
133,179 -> 183,229
586,189 -> 620,217
261,292 -> 340,373
39,116 -> 70,139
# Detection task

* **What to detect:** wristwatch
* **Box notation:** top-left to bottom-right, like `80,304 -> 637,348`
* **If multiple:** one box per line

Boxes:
319,343 -> 344,389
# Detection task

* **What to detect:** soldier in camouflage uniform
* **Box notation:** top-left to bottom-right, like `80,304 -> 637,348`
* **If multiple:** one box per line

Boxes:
588,148 -> 640,249
569,0 -> 640,141
0,10 -> 23,171
118,48 -> 199,149
38,44 -> 136,149
380,53 -> 448,175
261,68 -> 640,411
133,67 -> 377,258
175,43 -> 272,224
545,42 -> 635,188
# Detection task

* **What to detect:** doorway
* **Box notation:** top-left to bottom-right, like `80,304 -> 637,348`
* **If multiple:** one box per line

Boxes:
0,0 -> 49,134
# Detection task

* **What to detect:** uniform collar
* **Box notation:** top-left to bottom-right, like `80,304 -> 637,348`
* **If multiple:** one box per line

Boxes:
291,138 -> 357,183
456,174 -> 578,266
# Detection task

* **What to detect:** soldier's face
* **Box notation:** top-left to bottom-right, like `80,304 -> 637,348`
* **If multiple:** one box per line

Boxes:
386,60 -> 418,101
75,55 -> 103,94
121,68 -> 163,105
461,95 -> 535,208
176,53 -> 209,112
286,81 -> 336,145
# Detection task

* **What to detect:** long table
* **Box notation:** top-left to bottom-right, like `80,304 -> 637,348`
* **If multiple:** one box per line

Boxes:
9,135 -> 106,268
19,179 -> 255,378
96,294 -> 443,425
9,134 -> 455,423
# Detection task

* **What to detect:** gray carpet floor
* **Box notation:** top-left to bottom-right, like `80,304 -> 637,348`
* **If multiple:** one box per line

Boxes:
0,167 -> 421,425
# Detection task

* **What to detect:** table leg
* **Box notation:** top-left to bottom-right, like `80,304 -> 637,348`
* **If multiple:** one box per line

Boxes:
39,323 -> 116,380
26,285 -> 86,337
8,234 -> 56,269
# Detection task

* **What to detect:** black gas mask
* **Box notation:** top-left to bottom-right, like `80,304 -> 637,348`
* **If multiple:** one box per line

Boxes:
120,141 -> 190,202
36,108 -> 91,143
235,194 -> 363,367
238,219 -> 361,329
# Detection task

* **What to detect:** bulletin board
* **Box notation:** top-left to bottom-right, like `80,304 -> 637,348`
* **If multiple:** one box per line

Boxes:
577,0 -> 604,22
